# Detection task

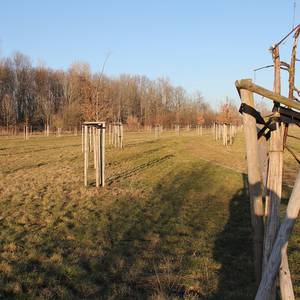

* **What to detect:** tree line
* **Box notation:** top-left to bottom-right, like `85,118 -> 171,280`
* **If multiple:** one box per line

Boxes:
0,52 -> 241,131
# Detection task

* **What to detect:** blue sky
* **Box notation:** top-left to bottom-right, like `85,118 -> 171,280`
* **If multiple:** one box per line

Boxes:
0,0 -> 297,108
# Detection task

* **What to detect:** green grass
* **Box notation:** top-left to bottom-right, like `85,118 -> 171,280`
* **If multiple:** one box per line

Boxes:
0,129 -> 300,299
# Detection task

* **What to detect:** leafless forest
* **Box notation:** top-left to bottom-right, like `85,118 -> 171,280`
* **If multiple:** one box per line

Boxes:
0,52 -> 242,133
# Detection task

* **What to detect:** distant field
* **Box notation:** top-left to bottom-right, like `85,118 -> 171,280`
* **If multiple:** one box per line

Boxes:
0,129 -> 300,299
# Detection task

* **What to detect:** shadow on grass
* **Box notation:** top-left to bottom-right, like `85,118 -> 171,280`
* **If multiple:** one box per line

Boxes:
96,168 -> 256,299
97,165 -> 205,298
2,165 -> 256,299
207,174 -> 255,300
106,155 -> 174,185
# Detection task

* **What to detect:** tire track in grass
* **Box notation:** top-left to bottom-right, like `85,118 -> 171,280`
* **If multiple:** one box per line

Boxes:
107,155 -> 174,185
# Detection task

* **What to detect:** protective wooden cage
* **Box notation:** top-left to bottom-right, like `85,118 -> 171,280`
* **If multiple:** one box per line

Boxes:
82,122 -> 105,188
236,25 -> 300,300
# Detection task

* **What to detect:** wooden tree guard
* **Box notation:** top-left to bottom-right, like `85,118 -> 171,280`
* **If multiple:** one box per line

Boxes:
83,122 -> 105,188
196,125 -> 203,136
236,80 -> 298,299
57,127 -> 62,137
154,124 -> 161,139
222,124 -> 228,146
246,26 -> 300,298
44,124 -> 50,136
175,124 -> 180,136
23,125 -> 29,140
214,123 -> 235,146
217,123 -> 220,141
111,122 -> 123,148
213,123 -> 219,141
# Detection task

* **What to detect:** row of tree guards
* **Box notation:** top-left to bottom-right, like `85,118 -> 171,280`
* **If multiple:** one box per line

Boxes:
213,123 -> 239,146
173,124 -> 204,136
81,121 -> 240,188
155,124 -> 209,138
236,25 -> 300,300
3,123 -> 241,140
22,126 -> 65,140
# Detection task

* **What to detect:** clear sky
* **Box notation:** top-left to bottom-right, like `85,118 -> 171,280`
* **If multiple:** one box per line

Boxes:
0,0 -> 298,108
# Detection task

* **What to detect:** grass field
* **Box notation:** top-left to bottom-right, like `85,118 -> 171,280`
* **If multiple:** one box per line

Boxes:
0,129 -> 300,299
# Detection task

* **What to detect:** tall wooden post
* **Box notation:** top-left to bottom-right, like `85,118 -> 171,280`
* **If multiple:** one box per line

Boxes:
81,125 -> 84,153
101,124 -> 105,187
93,127 -> 97,170
113,124 -> 117,147
23,125 -> 29,140
84,126 -> 88,187
223,124 -> 227,146
120,123 -> 123,148
256,170 -> 300,299
214,123 -> 217,140
262,46 -> 294,300
95,128 -> 99,187
240,81 -> 265,285
111,124 -> 114,146
89,127 -> 92,152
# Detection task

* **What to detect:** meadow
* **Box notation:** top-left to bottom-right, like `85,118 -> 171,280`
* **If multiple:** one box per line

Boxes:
0,128 -> 300,299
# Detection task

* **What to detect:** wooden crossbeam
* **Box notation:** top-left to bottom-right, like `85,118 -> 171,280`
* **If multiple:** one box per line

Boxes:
235,79 -> 300,111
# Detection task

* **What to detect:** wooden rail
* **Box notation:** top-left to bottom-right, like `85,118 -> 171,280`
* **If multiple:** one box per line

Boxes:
235,79 -> 300,111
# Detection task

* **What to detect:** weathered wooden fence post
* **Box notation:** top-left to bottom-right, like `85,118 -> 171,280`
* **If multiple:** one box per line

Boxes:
155,124 -> 160,139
